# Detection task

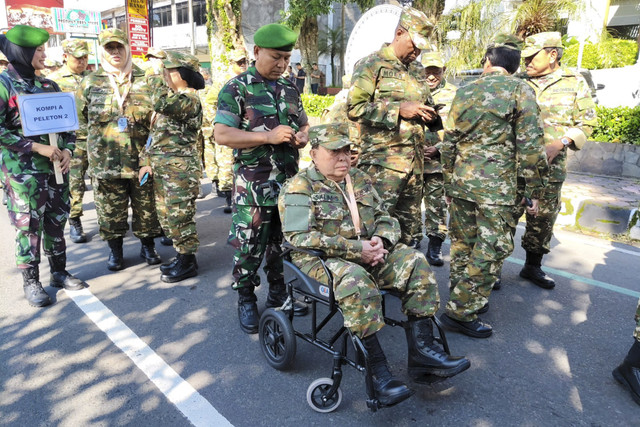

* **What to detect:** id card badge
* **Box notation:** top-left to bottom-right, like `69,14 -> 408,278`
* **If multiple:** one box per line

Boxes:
117,117 -> 128,132
145,135 -> 153,149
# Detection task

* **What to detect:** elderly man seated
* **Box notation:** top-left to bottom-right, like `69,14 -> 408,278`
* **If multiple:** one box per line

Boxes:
278,123 -> 470,407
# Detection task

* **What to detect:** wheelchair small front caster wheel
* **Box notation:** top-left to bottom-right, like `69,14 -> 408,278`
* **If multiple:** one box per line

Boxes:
306,377 -> 343,413
259,308 -> 296,370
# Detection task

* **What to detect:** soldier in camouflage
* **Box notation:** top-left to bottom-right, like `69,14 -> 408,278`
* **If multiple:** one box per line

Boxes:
214,23 -> 310,334
613,299 -> 640,406
48,38 -> 91,244
417,51 -> 457,265
144,47 -> 166,77
280,123 -> 469,407
77,28 -> 162,271
321,74 -> 360,166
514,32 -> 597,290
0,25 -> 87,307
439,35 -> 548,338
348,7 -> 441,248
139,52 -> 204,283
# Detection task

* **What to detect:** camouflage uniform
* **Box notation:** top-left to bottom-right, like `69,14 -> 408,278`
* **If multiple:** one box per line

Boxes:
214,65 -> 308,291
0,65 -> 75,267
442,69 -> 547,321
421,79 -> 457,242
280,165 -> 438,338
141,76 -> 203,255
199,85 -> 218,182
48,42 -> 91,220
348,44 -> 435,245
76,62 -> 161,241
204,79 -> 235,192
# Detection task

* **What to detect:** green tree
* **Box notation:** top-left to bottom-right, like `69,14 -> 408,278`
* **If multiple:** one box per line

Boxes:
205,1 -> 245,89
412,0 -> 446,20
318,27 -> 343,86
511,0 -> 580,38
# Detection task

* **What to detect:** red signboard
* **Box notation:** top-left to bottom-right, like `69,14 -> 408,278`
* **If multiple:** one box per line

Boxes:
127,0 -> 150,58
5,0 -> 64,33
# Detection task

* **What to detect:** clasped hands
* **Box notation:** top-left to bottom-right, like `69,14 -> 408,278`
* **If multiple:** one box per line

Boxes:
360,236 -> 388,267
32,143 -> 71,173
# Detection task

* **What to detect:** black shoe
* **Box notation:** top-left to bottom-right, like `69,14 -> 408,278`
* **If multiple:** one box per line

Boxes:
520,251 -> 555,289
22,267 -> 52,307
107,237 -> 124,271
223,191 -> 232,214
238,297 -> 259,334
160,236 -> 173,246
48,254 -> 87,290
140,237 -> 161,265
493,278 -> 502,291
477,303 -> 489,314
612,341 -> 640,406
161,254 -> 198,283
265,293 -> 308,316
160,257 -> 179,274
426,236 -> 444,266
68,217 -> 87,243
439,313 -> 492,338
408,239 -> 421,249
363,334 -> 414,407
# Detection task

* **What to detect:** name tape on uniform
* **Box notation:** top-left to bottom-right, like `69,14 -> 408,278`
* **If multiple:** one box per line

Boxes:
18,92 -> 79,137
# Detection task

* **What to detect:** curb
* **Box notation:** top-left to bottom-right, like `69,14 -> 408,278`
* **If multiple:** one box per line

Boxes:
558,195 -> 639,239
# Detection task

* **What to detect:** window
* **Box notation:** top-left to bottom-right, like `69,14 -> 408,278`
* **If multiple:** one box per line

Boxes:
152,5 -> 172,27
177,0 -> 206,26
176,2 -> 189,25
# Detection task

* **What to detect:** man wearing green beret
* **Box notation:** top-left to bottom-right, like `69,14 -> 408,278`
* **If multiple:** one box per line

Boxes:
516,32 -> 597,290
279,122 -> 469,407
49,39 -> 91,244
214,22 -> 310,334
347,6 -> 442,249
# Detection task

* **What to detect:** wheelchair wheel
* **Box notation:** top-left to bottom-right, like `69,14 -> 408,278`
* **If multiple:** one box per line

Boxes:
306,377 -> 343,413
259,308 -> 296,370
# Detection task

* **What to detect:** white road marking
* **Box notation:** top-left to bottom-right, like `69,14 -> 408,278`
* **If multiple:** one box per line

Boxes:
65,288 -> 233,427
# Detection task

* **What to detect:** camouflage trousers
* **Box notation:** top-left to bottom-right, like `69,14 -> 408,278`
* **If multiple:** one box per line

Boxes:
203,137 -> 218,182
635,298 -> 640,342
4,173 -> 69,268
422,172 -> 448,241
297,244 -> 439,338
68,145 -> 89,218
93,177 -> 162,241
446,198 -> 515,322
229,204 -> 284,291
215,143 -> 234,192
512,180 -> 563,255
359,164 -> 423,246
151,155 -> 200,255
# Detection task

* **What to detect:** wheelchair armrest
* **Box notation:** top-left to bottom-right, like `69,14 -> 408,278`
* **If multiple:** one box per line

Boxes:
282,241 -> 327,259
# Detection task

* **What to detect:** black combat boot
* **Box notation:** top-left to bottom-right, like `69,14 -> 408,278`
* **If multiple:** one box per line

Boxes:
140,237 -> 161,265
405,316 -> 470,380
237,286 -> 259,334
223,191 -> 232,214
48,253 -> 87,290
266,282 -> 308,316
362,334 -> 414,407
520,251 -> 555,289
68,217 -> 87,243
107,237 -> 124,271
161,253 -> 198,283
613,340 -> 640,406
22,267 -> 52,307
426,236 -> 444,266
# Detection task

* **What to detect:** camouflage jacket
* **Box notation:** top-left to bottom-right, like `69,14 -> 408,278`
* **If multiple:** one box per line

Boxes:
322,89 -> 361,151
279,166 -> 400,264
424,80 -> 457,174
347,44 -> 434,173
522,68 -> 597,182
140,82 -> 203,164
77,65 -> 156,179
198,85 -> 215,139
48,64 -> 90,145
214,66 -> 309,207
442,70 -> 548,205
0,65 -> 75,176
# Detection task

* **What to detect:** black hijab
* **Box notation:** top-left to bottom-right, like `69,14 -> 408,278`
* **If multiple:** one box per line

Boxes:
0,35 -> 37,80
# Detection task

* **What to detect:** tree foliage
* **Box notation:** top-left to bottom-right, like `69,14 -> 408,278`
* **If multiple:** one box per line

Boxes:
511,0 -> 580,39
205,0 -> 244,63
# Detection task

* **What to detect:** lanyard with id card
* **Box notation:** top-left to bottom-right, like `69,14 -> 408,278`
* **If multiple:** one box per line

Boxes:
108,73 -> 132,133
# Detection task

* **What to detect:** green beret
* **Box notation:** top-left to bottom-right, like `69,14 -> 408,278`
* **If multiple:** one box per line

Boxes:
6,25 -> 49,48
310,123 -> 351,150
163,51 -> 200,72
253,24 -> 297,51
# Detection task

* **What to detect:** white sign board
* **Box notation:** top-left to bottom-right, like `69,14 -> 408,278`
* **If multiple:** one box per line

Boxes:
344,4 -> 402,75
18,92 -> 79,137
52,8 -> 102,35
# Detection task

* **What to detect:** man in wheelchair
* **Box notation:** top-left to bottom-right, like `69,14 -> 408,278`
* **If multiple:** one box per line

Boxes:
278,123 -> 470,407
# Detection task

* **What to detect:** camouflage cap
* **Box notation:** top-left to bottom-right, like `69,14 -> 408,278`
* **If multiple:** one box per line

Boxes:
0,51 -> 7,63
62,39 -> 90,58
145,46 -> 166,59
309,123 -> 351,150
521,31 -> 563,58
44,59 -> 62,68
163,51 -> 200,72
421,51 -> 444,68
487,33 -> 522,51
229,49 -> 248,62
253,23 -> 297,51
99,28 -> 128,47
399,7 -> 434,50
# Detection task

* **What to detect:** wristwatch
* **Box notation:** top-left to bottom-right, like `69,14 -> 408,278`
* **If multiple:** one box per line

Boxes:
560,137 -> 572,148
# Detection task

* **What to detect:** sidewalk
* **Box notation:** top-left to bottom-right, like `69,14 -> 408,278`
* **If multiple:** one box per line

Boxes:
558,172 -> 640,239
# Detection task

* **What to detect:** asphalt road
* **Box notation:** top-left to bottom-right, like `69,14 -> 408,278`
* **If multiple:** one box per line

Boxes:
1,180 -> 639,426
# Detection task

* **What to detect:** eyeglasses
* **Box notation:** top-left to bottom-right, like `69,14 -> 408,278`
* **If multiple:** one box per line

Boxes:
236,59 -> 247,66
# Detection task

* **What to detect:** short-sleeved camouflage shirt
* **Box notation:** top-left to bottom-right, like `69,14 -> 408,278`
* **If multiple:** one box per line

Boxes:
214,66 -> 309,207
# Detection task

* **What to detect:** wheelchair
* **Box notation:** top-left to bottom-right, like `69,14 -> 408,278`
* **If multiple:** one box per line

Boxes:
258,242 -> 453,413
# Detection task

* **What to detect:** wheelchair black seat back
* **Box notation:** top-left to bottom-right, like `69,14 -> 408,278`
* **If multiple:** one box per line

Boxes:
258,243 -> 453,413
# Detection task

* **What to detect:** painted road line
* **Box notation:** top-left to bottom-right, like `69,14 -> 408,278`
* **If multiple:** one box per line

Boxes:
505,257 -> 640,298
65,288 -> 232,427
